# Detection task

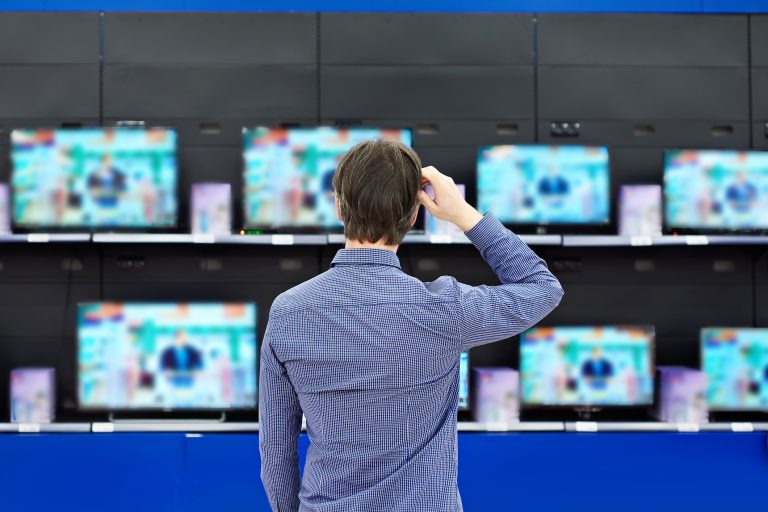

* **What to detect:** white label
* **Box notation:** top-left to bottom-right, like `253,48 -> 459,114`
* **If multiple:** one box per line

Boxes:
731,422 -> 754,433
27,234 -> 50,243
272,234 -> 295,246
429,235 -> 453,244
630,236 -> 653,247
185,433 -> 203,438
677,422 -> 700,433
192,234 -> 215,244
92,422 -> 115,433
575,421 -> 598,432
685,236 -> 709,246
17,423 -> 40,433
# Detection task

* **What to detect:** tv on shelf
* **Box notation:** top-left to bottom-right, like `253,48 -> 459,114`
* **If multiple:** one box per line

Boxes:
701,328 -> 768,412
243,126 -> 412,231
77,302 -> 258,411
11,127 -> 178,231
476,145 -> 610,233
664,149 -> 768,234
520,325 -> 655,409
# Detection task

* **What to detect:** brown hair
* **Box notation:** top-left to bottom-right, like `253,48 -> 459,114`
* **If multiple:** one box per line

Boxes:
333,139 -> 422,245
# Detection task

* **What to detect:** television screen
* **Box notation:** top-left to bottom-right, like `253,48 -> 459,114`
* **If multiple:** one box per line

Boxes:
520,326 -> 654,407
11,128 -> 177,229
78,303 -> 257,410
618,184 -> 662,237
10,368 -> 55,423
0,184 -> 10,234
664,150 -> 768,232
701,328 -> 768,411
459,351 -> 469,410
476,145 -> 610,226
191,183 -> 231,235
243,127 -> 412,229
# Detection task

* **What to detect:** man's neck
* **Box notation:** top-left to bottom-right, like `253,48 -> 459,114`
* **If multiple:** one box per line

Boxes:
345,238 -> 399,253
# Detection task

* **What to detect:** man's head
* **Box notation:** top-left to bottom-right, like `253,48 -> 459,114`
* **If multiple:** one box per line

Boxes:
333,139 -> 422,245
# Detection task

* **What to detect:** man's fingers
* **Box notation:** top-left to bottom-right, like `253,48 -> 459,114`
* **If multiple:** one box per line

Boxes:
418,190 -> 439,215
421,166 -> 440,181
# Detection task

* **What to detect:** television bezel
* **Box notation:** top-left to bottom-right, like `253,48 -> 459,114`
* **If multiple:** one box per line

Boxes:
519,324 -> 656,411
75,301 -> 259,413
662,148 -> 768,235
241,125 -> 413,233
474,144 -> 613,235
10,127 -> 180,233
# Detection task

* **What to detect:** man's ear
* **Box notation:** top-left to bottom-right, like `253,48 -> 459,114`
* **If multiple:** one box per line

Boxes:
335,195 -> 343,223
410,205 -> 419,227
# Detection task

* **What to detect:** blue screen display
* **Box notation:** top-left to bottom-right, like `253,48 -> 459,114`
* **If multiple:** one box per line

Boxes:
476,145 -> 610,225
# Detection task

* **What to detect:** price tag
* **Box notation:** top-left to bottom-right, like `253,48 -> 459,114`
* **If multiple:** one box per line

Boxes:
185,433 -> 203,438
731,422 -> 754,433
17,423 -> 40,433
685,236 -> 709,246
92,422 -> 115,433
27,234 -> 50,243
629,235 -> 653,247
429,235 -> 453,244
677,422 -> 700,433
272,234 -> 295,246
575,421 -> 598,432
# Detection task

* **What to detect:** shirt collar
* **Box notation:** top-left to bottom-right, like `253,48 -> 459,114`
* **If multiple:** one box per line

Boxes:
331,248 -> 402,270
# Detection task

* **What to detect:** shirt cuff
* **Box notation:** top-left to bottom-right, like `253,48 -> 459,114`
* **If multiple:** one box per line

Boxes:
464,212 -> 507,250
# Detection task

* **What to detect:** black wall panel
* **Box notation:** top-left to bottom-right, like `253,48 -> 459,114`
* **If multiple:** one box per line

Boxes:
538,14 -> 748,67
751,16 -> 768,148
321,14 -> 533,65
0,13 -> 99,64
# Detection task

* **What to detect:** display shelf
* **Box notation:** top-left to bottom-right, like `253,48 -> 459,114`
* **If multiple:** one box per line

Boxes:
565,421 -> 768,433
0,423 -> 91,433
214,234 -> 328,246
91,233 -> 328,245
0,233 -> 92,243
91,421 -> 260,433
562,235 -> 768,247
457,421 -> 565,432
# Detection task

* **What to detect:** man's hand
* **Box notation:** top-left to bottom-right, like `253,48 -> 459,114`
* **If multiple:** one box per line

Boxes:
419,166 -> 484,233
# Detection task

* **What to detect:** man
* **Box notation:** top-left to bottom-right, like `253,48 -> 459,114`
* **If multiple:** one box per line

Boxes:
259,140 -> 563,511
581,346 -> 614,390
87,153 -> 127,209
160,330 -> 203,388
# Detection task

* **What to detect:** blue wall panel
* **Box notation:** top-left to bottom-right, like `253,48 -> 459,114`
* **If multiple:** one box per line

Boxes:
1,1 -> 768,14
1,432 -> 765,511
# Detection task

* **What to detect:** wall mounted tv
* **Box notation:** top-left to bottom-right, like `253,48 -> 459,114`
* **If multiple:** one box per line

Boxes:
11,128 -> 178,230
78,302 -> 257,411
243,127 -> 412,231
476,145 -> 610,233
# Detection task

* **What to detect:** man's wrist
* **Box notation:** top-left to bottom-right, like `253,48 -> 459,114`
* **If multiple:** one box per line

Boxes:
455,205 -> 484,233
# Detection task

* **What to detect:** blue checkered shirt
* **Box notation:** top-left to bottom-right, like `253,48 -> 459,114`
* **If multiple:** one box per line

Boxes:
259,214 -> 563,511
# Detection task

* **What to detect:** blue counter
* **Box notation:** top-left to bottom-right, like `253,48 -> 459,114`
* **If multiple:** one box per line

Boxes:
1,431 -> 765,511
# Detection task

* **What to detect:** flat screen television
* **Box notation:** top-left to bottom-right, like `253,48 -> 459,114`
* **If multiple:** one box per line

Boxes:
11,128 -> 178,230
520,326 -> 655,408
701,328 -> 768,411
664,149 -> 768,234
459,351 -> 469,410
78,302 -> 257,410
243,127 -> 412,230
476,145 -> 610,233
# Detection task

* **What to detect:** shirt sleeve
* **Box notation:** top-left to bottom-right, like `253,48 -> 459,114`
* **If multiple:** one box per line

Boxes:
456,213 -> 564,351
259,319 -> 303,512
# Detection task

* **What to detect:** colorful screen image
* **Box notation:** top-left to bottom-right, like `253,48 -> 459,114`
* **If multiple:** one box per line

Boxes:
701,328 -> 768,411
191,183 -> 231,235
520,326 -> 654,407
424,184 -> 466,237
78,303 -> 257,410
459,352 -> 469,410
10,368 -> 55,423
11,128 -> 177,229
477,145 -> 610,225
664,150 -> 768,231
618,185 -> 662,236
243,127 -> 412,229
